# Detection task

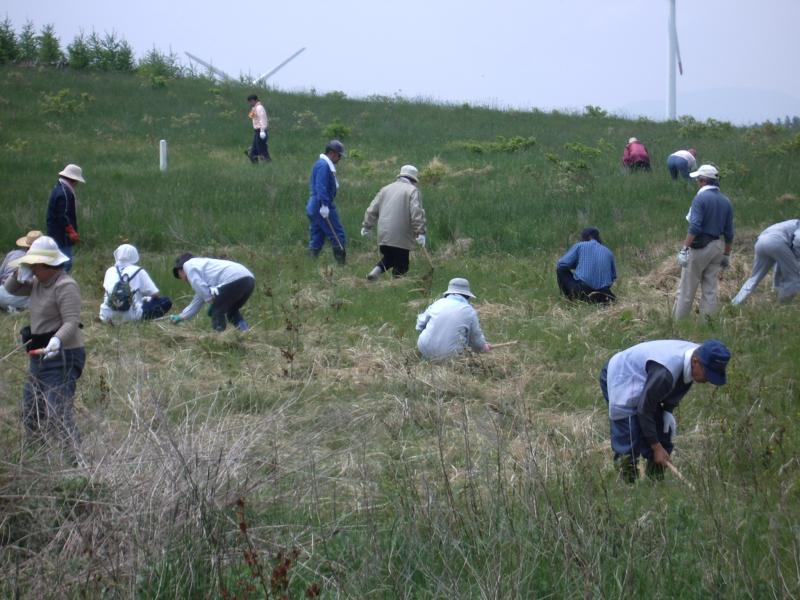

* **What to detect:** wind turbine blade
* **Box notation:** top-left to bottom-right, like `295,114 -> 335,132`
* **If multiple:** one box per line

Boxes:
672,20 -> 683,75
184,51 -> 234,81
255,47 -> 306,84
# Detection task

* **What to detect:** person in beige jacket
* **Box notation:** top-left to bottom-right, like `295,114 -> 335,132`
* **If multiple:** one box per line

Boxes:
4,236 -> 85,461
361,165 -> 427,280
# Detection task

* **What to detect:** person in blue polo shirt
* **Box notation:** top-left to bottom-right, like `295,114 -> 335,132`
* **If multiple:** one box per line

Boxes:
556,227 -> 617,303
306,140 -> 347,265
599,339 -> 731,483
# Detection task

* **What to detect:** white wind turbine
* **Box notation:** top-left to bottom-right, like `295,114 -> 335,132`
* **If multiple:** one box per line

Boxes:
184,48 -> 306,87
667,0 -> 684,120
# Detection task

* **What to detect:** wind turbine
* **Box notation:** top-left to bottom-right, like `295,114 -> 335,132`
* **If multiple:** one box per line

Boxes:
184,51 -> 234,82
253,47 -> 306,86
667,0 -> 684,120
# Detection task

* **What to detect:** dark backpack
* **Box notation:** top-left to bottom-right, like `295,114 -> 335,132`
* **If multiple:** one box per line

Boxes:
107,266 -> 142,312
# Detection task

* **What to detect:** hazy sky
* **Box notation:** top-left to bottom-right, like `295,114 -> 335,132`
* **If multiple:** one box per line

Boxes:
4,1 -> 800,123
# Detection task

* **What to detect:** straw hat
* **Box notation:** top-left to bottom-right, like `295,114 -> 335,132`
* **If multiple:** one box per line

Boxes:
15,230 -> 42,248
10,236 -> 70,267
58,164 -> 86,183
444,277 -> 476,299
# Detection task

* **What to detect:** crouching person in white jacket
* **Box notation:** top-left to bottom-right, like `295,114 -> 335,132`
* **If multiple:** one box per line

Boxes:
99,244 -> 172,323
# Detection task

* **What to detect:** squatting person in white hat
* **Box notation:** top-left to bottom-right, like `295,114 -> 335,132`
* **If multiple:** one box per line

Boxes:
673,164 -> 734,320
0,229 -> 42,312
99,244 -> 173,323
415,278 -> 492,360
46,163 -> 85,272
361,165 -> 427,280
170,253 -> 255,332
599,339 -> 731,482
3,236 -> 86,462
731,219 -> 800,306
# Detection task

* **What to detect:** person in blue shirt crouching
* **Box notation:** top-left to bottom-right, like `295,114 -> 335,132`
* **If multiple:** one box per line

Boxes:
556,227 -> 617,303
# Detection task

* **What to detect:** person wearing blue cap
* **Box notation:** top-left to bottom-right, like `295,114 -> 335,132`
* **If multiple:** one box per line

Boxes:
556,227 -> 617,303
599,339 -> 731,482
306,140 -> 347,264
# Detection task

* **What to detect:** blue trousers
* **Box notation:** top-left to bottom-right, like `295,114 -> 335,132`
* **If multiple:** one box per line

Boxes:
599,364 -> 674,461
667,155 -> 691,180
307,208 -> 346,251
249,129 -> 270,162
23,347 -> 85,449
60,244 -> 73,273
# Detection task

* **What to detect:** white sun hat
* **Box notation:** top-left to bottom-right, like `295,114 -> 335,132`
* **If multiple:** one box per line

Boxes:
399,165 -> 419,182
10,236 -> 70,267
444,277 -> 476,299
58,163 -> 86,183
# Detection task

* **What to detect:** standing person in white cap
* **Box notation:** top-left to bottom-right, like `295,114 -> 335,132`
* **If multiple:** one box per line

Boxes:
622,137 -> 651,172
3,236 -> 85,462
46,163 -> 85,272
0,229 -> 42,312
415,278 -> 492,361
361,165 -> 427,280
731,219 -> 800,306
673,164 -> 734,320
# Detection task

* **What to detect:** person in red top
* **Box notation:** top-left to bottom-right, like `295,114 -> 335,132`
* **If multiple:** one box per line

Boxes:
622,137 -> 651,172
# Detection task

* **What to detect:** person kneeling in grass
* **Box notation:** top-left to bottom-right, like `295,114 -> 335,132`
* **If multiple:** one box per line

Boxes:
170,253 -> 255,332
556,227 -> 617,303
599,339 -> 731,483
415,278 -> 491,361
99,244 -> 172,323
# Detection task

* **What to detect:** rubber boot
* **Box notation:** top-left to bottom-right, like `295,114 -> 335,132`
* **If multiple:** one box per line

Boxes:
615,455 -> 638,484
332,247 -> 346,265
366,266 -> 382,281
308,248 -> 321,259
645,459 -> 665,481
234,319 -> 250,332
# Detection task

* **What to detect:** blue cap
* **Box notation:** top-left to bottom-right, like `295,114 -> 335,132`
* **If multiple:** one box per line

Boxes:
325,139 -> 346,157
697,339 -> 731,386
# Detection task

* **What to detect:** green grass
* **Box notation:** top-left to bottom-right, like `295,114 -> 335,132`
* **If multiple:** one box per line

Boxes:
1,65 -> 800,598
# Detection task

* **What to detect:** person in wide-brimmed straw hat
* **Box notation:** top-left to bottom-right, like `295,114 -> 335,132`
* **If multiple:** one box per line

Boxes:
0,230 -> 43,312
4,235 -> 85,463
46,163 -> 85,272
361,164 -> 427,281
414,277 -> 492,360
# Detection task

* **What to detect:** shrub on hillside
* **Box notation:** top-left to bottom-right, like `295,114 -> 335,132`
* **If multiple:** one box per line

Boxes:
451,135 -> 536,154
322,120 -> 351,140
584,105 -> 607,118
39,89 -> 94,114
678,115 -> 733,137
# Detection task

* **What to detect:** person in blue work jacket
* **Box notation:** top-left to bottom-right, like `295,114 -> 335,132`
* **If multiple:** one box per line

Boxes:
556,227 -> 617,303
599,338 -> 731,483
306,140 -> 347,264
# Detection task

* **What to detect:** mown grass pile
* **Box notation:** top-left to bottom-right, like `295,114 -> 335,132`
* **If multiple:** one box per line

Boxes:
1,66 -> 799,597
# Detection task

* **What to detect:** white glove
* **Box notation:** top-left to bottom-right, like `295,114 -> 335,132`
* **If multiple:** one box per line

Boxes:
259,130 -> 266,140
319,205 -> 330,219
17,265 -> 34,283
43,336 -> 61,360
663,412 -> 676,441
210,286 -> 220,297
677,247 -> 689,268
720,254 -> 730,269
416,234 -> 426,247
360,227 -> 369,237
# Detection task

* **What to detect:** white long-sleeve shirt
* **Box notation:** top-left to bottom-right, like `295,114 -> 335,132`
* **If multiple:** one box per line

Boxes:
179,258 -> 254,319
99,264 -> 159,322
415,295 -> 487,360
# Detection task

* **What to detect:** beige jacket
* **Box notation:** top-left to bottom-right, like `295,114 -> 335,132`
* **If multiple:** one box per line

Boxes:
4,270 -> 83,349
362,177 -> 426,250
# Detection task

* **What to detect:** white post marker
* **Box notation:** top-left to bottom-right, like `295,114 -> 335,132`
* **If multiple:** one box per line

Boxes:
159,139 -> 168,172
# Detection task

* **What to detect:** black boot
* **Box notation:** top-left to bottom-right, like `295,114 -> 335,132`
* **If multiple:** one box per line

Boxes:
615,455 -> 638,484
332,247 -> 346,265
645,459 -> 665,481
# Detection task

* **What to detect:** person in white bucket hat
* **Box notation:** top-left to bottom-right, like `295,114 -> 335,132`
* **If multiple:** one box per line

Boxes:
415,277 -> 492,360
46,163 -> 85,272
0,229 -> 42,312
4,236 -> 85,463
361,164 -> 427,281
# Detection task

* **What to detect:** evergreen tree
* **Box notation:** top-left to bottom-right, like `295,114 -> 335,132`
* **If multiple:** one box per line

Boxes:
37,23 -> 64,66
67,31 -> 91,69
0,17 -> 19,64
18,20 -> 38,63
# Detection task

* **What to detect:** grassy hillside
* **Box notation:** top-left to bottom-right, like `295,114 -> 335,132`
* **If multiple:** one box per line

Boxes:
1,65 -> 799,598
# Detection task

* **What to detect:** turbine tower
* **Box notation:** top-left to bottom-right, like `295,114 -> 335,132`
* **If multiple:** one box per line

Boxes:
667,0 -> 684,120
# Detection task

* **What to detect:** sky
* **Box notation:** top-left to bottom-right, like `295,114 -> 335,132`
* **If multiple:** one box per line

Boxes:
4,0 -> 800,124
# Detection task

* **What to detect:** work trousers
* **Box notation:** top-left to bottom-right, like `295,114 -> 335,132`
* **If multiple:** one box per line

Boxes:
673,239 -> 725,320
0,286 -> 29,311
667,155 -> 691,180
307,208 -> 346,251
249,129 -> 270,162
556,267 -> 615,303
376,245 -> 410,277
732,235 -> 800,305
60,244 -> 74,273
23,347 -> 85,454
210,276 -> 255,331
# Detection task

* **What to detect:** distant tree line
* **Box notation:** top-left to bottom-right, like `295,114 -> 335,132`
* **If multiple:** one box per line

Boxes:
0,17 -> 184,78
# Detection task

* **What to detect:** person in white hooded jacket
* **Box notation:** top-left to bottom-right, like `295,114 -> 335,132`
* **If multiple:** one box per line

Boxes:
99,244 -> 172,323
